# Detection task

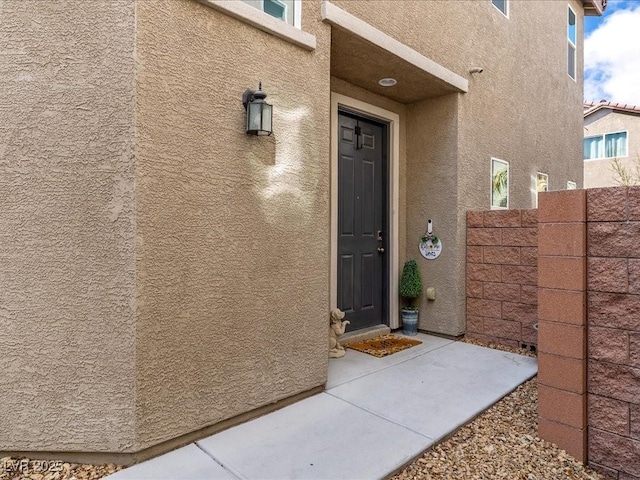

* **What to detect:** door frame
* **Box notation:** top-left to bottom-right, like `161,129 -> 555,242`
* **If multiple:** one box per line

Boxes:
330,93 -> 400,329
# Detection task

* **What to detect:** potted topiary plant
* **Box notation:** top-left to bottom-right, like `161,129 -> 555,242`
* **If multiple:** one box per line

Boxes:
399,259 -> 423,336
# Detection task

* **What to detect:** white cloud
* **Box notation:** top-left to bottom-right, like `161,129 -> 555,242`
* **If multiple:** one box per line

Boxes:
584,3 -> 640,105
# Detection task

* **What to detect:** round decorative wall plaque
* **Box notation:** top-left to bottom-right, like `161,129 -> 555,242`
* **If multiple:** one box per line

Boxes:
419,237 -> 442,260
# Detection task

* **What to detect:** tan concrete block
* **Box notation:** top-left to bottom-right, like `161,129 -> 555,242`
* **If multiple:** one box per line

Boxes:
538,289 -> 585,325
538,352 -> 585,394
538,190 -> 586,224
539,256 -> 585,291
587,187 -> 628,222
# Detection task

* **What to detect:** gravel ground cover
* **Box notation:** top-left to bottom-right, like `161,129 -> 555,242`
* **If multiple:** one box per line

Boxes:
3,338 -> 602,480
392,339 -> 603,480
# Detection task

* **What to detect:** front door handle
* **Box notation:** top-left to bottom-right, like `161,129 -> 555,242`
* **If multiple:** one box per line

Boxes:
377,247 -> 385,254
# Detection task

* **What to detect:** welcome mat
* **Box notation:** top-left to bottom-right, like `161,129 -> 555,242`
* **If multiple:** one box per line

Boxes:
347,334 -> 422,358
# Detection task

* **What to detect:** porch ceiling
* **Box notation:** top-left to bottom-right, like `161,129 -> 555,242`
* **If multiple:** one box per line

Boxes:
322,1 -> 468,105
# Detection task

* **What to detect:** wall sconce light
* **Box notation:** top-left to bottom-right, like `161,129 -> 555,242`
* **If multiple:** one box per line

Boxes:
242,82 -> 273,136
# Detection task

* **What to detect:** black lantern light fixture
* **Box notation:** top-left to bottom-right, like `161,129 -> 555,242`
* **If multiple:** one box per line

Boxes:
242,82 -> 273,136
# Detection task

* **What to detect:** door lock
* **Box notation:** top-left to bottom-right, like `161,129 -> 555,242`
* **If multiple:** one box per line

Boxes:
377,247 -> 385,254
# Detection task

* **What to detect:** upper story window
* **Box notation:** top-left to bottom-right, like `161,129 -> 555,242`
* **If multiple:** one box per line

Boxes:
242,0 -> 301,28
584,131 -> 628,160
567,6 -> 577,80
567,181 -> 577,190
492,0 -> 508,17
536,172 -> 549,207
491,158 -> 509,209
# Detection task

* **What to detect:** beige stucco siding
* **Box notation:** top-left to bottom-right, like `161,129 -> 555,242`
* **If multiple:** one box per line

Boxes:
584,111 -> 640,188
133,0 -> 331,448
0,1 -> 137,451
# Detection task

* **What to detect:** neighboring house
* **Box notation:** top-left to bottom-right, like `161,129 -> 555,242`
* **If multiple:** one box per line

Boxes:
584,100 -> 640,187
0,0 -> 603,463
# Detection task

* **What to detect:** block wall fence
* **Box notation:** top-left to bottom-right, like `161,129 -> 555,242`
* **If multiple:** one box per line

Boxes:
466,187 -> 640,480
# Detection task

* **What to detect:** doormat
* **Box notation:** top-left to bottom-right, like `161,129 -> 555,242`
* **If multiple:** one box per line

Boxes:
347,334 -> 422,358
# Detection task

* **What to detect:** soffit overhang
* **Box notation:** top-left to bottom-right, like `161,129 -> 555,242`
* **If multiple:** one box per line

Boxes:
583,0 -> 606,16
321,1 -> 468,104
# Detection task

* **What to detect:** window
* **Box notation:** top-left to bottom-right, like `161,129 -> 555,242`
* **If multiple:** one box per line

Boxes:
491,158 -> 509,209
567,181 -> 577,190
583,131 -> 628,159
536,172 -> 549,207
492,0 -> 508,17
242,0 -> 300,27
567,6 -> 577,79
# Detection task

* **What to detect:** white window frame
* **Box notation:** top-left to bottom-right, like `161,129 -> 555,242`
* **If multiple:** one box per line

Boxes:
491,0 -> 509,18
567,181 -> 577,190
536,172 -> 549,208
242,0 -> 301,28
491,158 -> 510,210
567,5 -> 577,81
583,130 -> 629,160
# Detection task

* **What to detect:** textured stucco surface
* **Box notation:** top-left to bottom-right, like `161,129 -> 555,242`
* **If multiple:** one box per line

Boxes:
584,110 -> 640,188
133,0 -> 331,448
0,1 -> 137,451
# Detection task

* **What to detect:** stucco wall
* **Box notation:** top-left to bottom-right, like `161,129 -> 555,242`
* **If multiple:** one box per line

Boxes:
584,111 -> 640,188
0,1 -> 137,452
133,0 -> 331,448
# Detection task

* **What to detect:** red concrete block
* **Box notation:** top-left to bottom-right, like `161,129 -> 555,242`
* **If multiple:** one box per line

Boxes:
589,222 -> 640,259
483,282 -> 520,302
539,384 -> 586,428
467,280 -> 484,299
538,352 -> 585,394
502,265 -> 537,285
589,428 -> 640,477
538,417 -> 586,462
620,472 -> 640,480
589,326 -> 629,364
521,247 -> 538,266
539,223 -> 586,257
502,301 -> 537,324
629,260 -> 640,295
467,210 -> 484,227
589,462 -> 622,480
483,318 -> 521,340
538,321 -> 585,359
520,285 -> 538,305
467,245 -> 483,263
467,228 -> 501,246
467,263 -> 501,283
522,209 -> 538,227
466,315 -> 484,334
589,257 -> 629,293
589,361 -> 640,404
501,228 -> 537,247
538,289 -> 585,325
632,404 -> 640,440
631,334 -> 640,368
589,394 -> 630,437
467,298 -> 502,318
538,190 -> 586,224
483,246 -> 520,265
483,209 -> 521,227
521,324 -> 538,344
538,256 -> 585,291
587,187 -> 628,222
589,292 -> 640,331
629,186 -> 640,221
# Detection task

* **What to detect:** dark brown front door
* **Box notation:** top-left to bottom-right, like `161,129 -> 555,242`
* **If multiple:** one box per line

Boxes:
337,111 -> 388,331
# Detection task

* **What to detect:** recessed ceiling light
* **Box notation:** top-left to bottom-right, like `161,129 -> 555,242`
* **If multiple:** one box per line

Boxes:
378,78 -> 397,87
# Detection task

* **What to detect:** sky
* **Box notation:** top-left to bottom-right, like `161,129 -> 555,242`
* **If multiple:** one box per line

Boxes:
583,0 -> 640,105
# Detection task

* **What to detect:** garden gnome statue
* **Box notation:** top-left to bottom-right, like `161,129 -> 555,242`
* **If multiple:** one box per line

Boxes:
329,308 -> 350,358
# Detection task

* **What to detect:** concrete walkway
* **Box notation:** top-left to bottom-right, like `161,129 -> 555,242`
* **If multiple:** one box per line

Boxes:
107,334 -> 537,480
